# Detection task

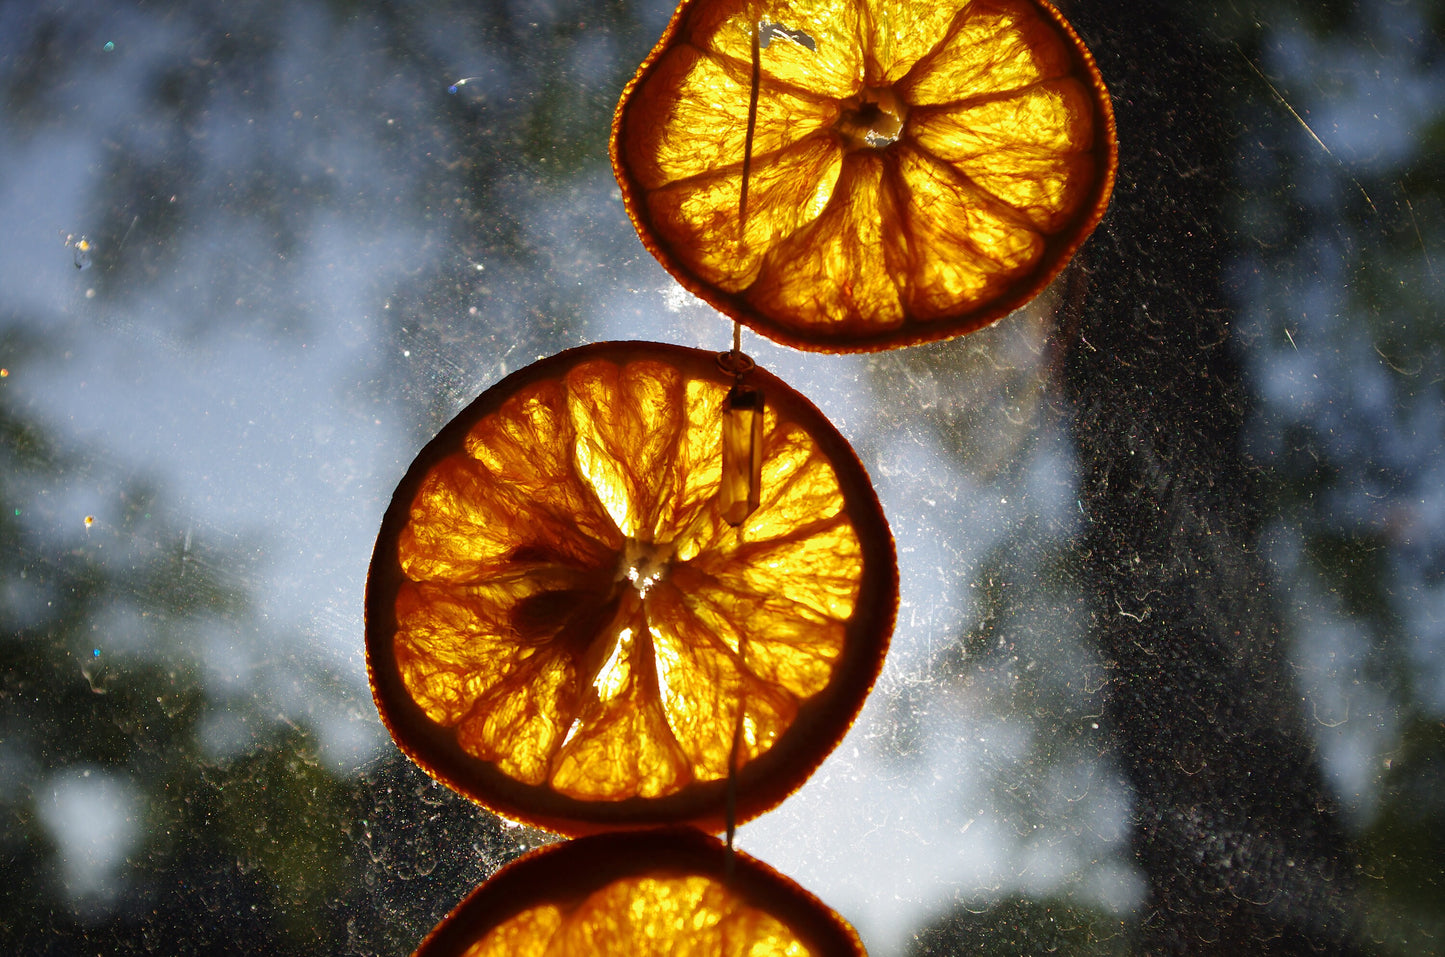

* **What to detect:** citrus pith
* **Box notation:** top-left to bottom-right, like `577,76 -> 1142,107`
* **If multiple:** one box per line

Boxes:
612,0 -> 1117,352
367,341 -> 896,836
414,828 -> 866,956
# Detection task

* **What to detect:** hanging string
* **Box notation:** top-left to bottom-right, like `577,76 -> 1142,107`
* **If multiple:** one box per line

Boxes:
725,508 -> 751,875
739,23 -> 763,238
726,18 -> 804,873
724,684 -> 745,873
739,20 -> 816,238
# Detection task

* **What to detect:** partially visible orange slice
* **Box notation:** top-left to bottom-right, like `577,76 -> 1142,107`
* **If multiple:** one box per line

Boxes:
366,341 -> 896,836
612,0 -> 1117,352
414,828 -> 866,956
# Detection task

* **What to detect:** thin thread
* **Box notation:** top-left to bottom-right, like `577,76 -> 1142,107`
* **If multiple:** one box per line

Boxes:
728,35 -> 759,862
724,314 -> 747,873
725,697 -> 744,864
724,629 -> 749,881
739,22 -> 762,237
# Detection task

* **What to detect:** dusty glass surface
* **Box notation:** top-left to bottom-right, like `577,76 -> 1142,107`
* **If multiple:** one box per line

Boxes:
1,0 -> 1440,954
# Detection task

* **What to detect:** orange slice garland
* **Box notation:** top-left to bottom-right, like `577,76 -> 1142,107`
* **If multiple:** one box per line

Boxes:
367,341 -> 897,836
414,828 -> 866,956
612,0 -> 1118,352
365,0 -> 1124,938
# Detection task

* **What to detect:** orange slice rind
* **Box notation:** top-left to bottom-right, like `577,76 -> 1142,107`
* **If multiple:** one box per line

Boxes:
413,828 -> 867,956
612,0 -> 1117,352
367,341 -> 896,836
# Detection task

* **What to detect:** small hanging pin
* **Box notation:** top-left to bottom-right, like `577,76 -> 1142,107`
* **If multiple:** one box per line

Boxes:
722,383 -> 764,526
718,337 -> 763,527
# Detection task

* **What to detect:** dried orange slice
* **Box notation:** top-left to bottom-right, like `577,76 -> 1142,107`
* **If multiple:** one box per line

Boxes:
413,828 -> 866,956
366,341 -> 896,836
612,0 -> 1117,352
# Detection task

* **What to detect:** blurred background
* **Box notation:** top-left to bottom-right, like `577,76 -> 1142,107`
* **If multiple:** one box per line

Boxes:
1,0 -> 1440,953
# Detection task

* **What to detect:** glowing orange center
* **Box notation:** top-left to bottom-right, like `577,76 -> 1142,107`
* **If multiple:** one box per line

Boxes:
835,86 -> 907,150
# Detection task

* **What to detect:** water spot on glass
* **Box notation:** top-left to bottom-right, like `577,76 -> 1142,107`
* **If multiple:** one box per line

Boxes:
394,846 -> 438,879
449,76 -> 484,98
81,655 -> 109,694
155,689 -> 188,718
67,234 -> 93,270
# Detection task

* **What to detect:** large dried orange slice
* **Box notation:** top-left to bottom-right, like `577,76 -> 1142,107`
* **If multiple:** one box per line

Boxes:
366,341 -> 896,836
414,828 -> 866,956
612,0 -> 1117,352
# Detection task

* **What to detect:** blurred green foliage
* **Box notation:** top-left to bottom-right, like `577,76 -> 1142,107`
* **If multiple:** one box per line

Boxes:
1360,716 -> 1445,954
910,897 -> 1134,957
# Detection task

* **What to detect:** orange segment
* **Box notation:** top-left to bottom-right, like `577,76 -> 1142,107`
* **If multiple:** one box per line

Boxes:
414,829 -> 866,957
367,341 -> 896,836
612,0 -> 1117,352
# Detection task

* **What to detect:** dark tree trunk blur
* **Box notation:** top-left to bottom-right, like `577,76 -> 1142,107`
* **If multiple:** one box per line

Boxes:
1061,4 -> 1366,953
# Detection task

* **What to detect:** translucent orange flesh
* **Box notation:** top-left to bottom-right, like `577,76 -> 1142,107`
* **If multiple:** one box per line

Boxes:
390,356 -> 864,804
614,0 -> 1117,351
414,830 -> 867,957
459,874 -> 815,957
